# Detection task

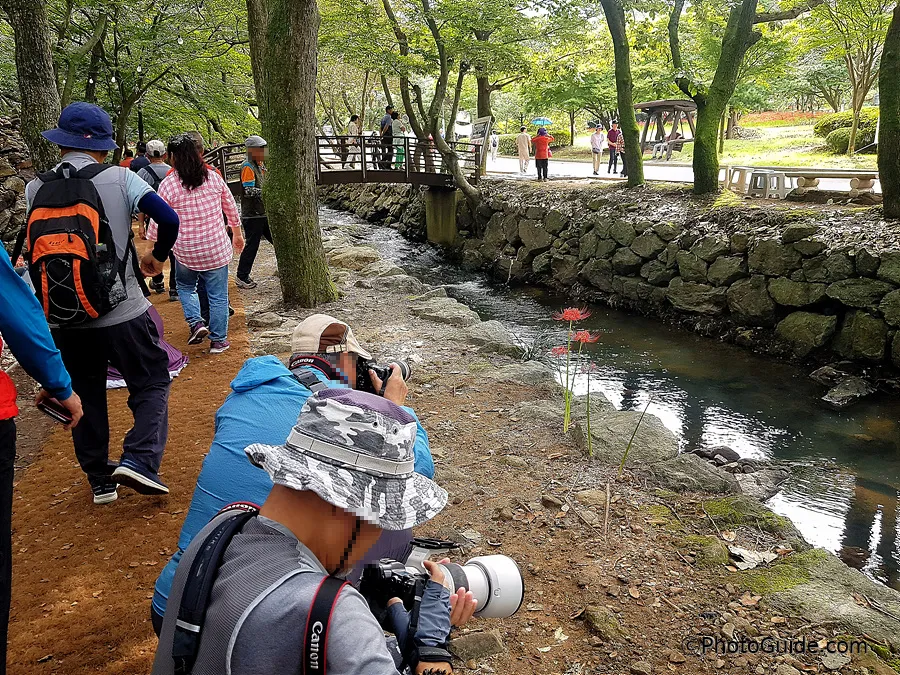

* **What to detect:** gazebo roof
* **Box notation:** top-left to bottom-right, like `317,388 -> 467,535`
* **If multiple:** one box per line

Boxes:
633,99 -> 697,111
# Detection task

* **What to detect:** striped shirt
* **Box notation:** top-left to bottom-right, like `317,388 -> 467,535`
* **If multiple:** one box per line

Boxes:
157,170 -> 241,271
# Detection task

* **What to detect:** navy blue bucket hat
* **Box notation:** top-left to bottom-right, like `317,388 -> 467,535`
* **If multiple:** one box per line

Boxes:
41,102 -> 119,152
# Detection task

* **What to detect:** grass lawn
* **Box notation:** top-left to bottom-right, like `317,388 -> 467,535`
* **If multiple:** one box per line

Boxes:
549,124 -> 877,170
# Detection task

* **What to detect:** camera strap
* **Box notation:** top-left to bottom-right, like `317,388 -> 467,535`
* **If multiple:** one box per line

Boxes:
303,576 -> 348,674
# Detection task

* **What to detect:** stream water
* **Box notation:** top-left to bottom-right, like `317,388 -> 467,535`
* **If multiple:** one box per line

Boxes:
325,207 -> 900,590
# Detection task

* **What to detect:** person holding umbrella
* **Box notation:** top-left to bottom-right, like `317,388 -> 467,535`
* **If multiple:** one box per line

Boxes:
531,127 -> 554,181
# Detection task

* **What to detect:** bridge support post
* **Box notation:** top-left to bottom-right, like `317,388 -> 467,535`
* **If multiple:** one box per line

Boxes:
424,186 -> 458,245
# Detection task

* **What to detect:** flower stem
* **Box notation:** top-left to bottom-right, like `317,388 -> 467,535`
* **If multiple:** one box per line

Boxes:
586,372 -> 593,458
563,320 -> 572,432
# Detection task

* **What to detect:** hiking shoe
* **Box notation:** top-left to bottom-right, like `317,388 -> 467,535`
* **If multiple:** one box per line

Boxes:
169,291 -> 179,302
112,459 -> 169,496
210,340 -> 231,354
235,276 -> 257,289
149,280 -> 166,294
188,322 -> 209,345
89,475 -> 118,505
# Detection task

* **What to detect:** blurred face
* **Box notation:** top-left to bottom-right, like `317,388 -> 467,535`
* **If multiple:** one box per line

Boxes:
249,146 -> 265,163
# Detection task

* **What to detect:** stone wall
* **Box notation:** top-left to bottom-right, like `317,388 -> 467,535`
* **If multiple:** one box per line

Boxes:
0,118 -> 32,249
318,181 -> 900,376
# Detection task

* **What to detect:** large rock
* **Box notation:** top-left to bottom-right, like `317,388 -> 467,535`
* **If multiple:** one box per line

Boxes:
675,250 -> 708,283
512,393 -> 615,428
768,278 -> 827,307
247,311 -> 283,329
691,234 -> 730,262
775,312 -> 837,357
877,251 -> 900,285
832,310 -> 887,362
726,276 -> 776,325
455,321 -> 523,358
518,220 -> 553,259
825,278 -> 895,308
666,278 -> 727,315
612,247 -> 644,275
572,409 -> 678,466
544,209 -> 567,235
551,254 -> 580,286
781,223 -> 819,244
532,251 -> 552,275
359,259 -> 405,278
640,260 -> 677,286
707,256 -> 748,286
644,454 -> 738,494
583,605 -> 625,641
748,240 -> 802,276
855,248 -> 880,276
410,297 -> 480,327
581,258 -> 614,292
488,361 -> 555,385
802,253 -> 854,283
653,222 -> 682,241
609,219 -> 636,246
880,289 -> 900,327
631,232 -> 666,259
735,468 -> 790,500
366,275 -> 426,295
328,245 -> 381,270
821,376 -> 874,409
449,630 -> 505,660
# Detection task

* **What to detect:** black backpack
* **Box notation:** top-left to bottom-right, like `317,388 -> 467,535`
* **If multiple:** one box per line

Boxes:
23,163 -> 128,326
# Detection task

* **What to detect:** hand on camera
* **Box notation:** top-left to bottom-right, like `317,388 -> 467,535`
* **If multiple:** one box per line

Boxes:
369,363 -> 408,406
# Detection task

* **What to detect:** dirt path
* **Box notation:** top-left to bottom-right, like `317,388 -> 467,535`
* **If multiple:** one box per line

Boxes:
8,269 -> 249,674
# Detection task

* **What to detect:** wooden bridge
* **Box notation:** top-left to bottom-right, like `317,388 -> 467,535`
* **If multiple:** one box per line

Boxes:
204,136 -> 480,192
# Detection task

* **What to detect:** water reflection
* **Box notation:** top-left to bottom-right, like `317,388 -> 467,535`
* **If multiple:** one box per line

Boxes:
328,208 -> 900,590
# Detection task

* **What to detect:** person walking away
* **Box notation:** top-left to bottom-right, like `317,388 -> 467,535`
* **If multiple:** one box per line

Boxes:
0,251 -> 83,673
590,126 -> 606,175
119,148 -> 134,168
158,134 -> 244,355
516,126 -> 531,173
235,135 -> 271,290
531,127 -> 554,181
25,102 -> 180,503
379,105 -> 394,170
130,141 -> 150,174
391,112 -> 406,170
346,114 -> 361,170
489,131 -> 499,162
138,140 -> 177,300
607,120 -> 621,174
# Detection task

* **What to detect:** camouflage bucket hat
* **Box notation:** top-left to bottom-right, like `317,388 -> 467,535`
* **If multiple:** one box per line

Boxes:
245,388 -> 447,530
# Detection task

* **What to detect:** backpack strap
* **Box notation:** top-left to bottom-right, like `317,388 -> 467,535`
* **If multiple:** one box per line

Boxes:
172,508 -> 258,675
75,163 -> 114,180
302,576 -> 348,675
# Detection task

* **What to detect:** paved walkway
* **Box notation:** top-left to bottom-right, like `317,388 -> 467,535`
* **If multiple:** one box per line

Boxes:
487,155 -> 882,193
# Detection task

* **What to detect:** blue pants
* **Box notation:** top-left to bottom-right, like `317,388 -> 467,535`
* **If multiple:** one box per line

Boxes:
175,262 -> 230,342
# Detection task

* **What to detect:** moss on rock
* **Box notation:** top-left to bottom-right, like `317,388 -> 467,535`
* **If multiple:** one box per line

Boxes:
703,495 -> 790,533
677,534 -> 730,567
739,549 -> 828,595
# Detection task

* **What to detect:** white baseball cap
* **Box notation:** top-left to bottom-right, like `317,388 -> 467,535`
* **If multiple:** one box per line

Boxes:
146,139 -> 166,157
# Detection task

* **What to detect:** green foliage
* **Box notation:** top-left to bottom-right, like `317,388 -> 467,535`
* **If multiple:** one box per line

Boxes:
814,107 -> 880,137
825,126 -> 877,153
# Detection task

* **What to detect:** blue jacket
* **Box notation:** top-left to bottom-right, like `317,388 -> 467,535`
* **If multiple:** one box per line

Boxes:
0,252 -> 72,420
152,356 -> 434,617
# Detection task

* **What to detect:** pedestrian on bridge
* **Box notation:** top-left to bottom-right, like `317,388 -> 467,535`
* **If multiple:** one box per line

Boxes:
346,114 -> 361,169
379,105 -> 394,170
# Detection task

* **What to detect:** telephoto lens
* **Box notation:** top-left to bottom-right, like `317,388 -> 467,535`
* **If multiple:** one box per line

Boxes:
437,555 -> 524,619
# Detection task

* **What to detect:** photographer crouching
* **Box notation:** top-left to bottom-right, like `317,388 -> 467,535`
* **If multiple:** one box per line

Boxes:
152,389 -> 460,674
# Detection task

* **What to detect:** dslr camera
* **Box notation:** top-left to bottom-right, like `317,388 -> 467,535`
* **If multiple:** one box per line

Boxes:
360,538 -> 524,620
356,357 -> 411,395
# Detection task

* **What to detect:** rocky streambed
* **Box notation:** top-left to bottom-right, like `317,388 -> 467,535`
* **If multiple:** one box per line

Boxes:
234,211 -> 900,674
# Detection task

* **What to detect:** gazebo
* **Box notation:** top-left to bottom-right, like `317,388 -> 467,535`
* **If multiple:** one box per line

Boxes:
633,99 -> 697,156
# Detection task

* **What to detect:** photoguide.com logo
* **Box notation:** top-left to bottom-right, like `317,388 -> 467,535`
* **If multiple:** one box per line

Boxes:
682,635 -> 868,656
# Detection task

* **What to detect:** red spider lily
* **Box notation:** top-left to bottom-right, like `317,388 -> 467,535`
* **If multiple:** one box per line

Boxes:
572,330 -> 601,344
552,307 -> 591,322
550,345 -> 569,357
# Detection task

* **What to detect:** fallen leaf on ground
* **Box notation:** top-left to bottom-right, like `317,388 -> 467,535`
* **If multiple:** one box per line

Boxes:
721,530 -> 736,542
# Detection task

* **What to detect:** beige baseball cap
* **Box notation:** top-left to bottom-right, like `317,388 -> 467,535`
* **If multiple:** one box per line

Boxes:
290,314 -> 371,359
146,139 -> 166,157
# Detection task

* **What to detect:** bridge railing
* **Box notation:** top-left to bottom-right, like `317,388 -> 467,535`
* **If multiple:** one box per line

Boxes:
314,135 -> 480,186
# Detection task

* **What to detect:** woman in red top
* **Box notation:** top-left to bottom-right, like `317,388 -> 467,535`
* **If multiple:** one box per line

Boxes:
531,127 -> 554,181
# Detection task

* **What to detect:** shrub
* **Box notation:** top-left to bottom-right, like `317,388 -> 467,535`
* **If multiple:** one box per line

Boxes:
813,108 -> 879,138
497,129 -> 571,155
825,126 -> 876,153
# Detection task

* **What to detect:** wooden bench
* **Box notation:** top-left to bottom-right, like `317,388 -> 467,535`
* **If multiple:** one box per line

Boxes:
722,166 -> 878,197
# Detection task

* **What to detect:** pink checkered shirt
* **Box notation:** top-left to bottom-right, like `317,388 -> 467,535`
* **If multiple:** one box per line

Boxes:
155,169 -> 241,271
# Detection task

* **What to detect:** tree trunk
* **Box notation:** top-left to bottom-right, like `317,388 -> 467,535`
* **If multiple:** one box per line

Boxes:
251,0 -> 336,307
880,2 -> 900,219
84,39 -> 101,102
246,0 -> 268,118
569,109 -> 575,146
726,108 -> 738,139
848,101 -> 860,155
599,0 -> 643,187
0,0 -> 62,171
476,74 -> 492,120
718,108 -> 726,154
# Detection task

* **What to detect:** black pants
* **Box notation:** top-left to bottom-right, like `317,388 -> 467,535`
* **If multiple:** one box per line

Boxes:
536,158 -> 549,180
53,310 -> 171,478
236,217 -> 272,282
152,252 -> 176,291
0,419 -> 13,674
381,137 -> 393,170
608,151 -> 619,173
620,153 -> 627,176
